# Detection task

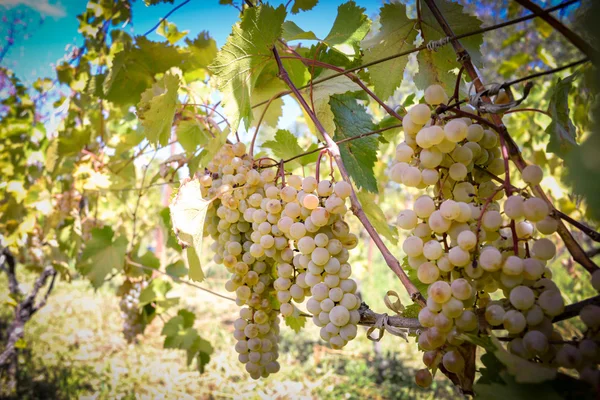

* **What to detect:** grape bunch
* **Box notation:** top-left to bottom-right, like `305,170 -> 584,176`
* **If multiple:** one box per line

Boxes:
393,84 -> 599,387
119,280 -> 148,343
194,142 -> 361,378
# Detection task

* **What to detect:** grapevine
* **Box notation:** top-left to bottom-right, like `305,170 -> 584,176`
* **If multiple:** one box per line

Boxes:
1,0 -> 600,397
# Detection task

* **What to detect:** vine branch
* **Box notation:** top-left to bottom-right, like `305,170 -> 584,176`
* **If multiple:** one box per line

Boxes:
513,0 -> 597,60
272,46 -> 426,307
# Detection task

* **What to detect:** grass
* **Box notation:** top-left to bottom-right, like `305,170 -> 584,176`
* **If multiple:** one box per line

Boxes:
1,268 -> 458,400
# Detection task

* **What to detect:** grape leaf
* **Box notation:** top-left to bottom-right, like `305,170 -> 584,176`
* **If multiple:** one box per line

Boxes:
209,4 -> 287,132
250,69 -> 286,129
401,303 -> 421,319
137,71 -> 180,147
356,190 -> 398,242
170,177 -> 212,282
415,0 -> 483,91
161,310 -> 213,373
291,0 -> 318,14
176,117 -> 210,154
545,73 -> 578,158
78,226 -> 128,288
157,20 -> 188,44
282,21 -> 319,41
181,31 -> 218,82
103,37 -> 184,106
166,260 -> 188,278
301,69 -> 362,137
262,129 -> 304,161
322,1 -> 370,55
361,3 -> 417,100
187,128 -> 230,176
330,94 -> 379,193
284,305 -> 306,333
406,266 -> 428,299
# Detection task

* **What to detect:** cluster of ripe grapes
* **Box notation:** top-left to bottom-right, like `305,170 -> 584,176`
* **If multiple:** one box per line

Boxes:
119,280 -> 148,343
191,142 -> 361,379
393,84 -> 600,387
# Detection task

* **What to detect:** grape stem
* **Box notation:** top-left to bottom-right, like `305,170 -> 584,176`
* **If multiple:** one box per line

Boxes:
272,46 -> 427,307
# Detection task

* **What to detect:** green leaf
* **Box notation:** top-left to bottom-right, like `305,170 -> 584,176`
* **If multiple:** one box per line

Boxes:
137,71 -> 180,147
157,20 -> 188,44
209,4 -> 287,132
361,3 -> 417,100
161,309 -> 213,373
498,53 -> 532,78
291,0 -> 318,14
401,303 -> 421,319
166,260 -> 188,278
187,128 -> 229,176
330,94 -> 379,193
415,0 -> 483,91
262,129 -> 305,161
282,21 -> 319,41
406,266 -> 428,299
169,177 -> 212,282
181,31 -> 218,82
78,226 -> 128,288
139,279 -> 174,306
356,191 -> 398,242
176,118 -> 210,154
104,37 -> 184,106
323,1 -> 370,55
284,305 -> 306,333
545,74 -> 578,158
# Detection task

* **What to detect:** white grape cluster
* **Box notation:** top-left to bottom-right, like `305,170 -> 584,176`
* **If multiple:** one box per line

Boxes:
119,280 -> 148,343
393,84 -> 598,388
198,143 -> 361,378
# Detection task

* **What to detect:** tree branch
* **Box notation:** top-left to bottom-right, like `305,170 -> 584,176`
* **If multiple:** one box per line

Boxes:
554,209 -> 600,243
513,0 -> 597,60
0,266 -> 56,370
272,46 -> 426,307
0,247 -> 20,296
420,0 -> 598,275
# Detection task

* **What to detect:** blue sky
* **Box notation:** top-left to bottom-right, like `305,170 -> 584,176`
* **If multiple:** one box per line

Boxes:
1,0 -> 385,83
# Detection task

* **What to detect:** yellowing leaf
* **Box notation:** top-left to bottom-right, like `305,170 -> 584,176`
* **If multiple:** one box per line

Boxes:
356,191 -> 398,242
170,177 -> 212,282
157,20 -> 188,44
137,71 -> 180,147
